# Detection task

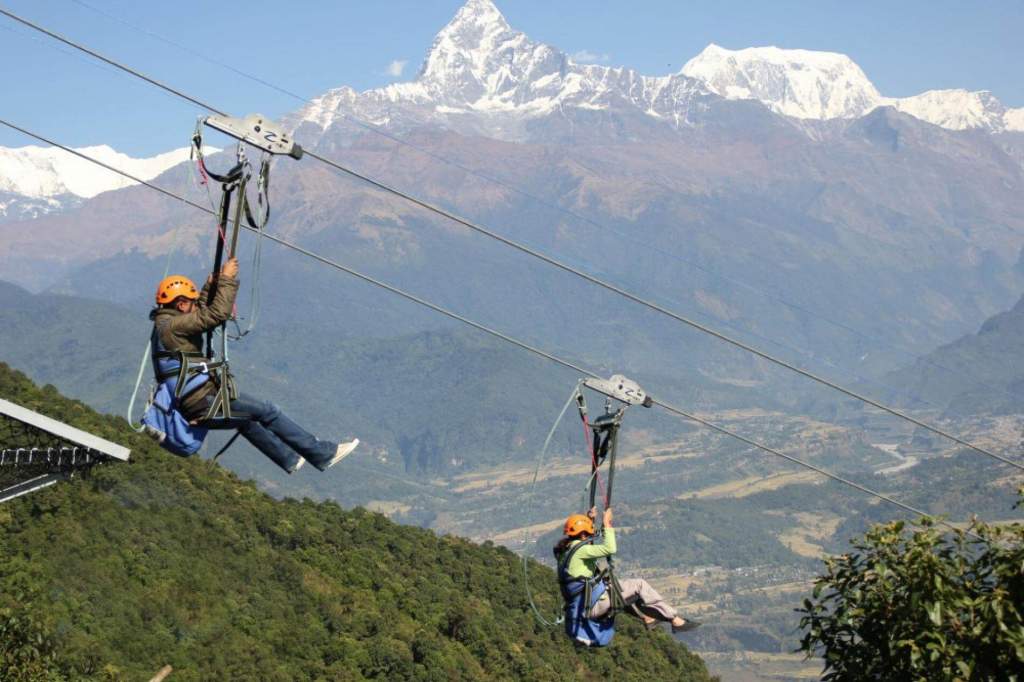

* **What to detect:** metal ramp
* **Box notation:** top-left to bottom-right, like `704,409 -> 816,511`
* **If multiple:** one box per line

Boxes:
0,397 -> 130,504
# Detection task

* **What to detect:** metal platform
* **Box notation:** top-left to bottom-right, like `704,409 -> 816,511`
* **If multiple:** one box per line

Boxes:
0,397 -> 130,504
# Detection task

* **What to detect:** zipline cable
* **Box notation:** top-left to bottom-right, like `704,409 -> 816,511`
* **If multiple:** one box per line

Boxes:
0,116 -> 982,541
2,4 -> 1017,473
9,3 -> 955,418
521,381 -> 581,626
65,0 -> 1024,408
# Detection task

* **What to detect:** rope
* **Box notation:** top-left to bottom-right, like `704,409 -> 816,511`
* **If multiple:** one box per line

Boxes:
230,154 -> 271,340
300,150 -> 1024,474
521,382 -> 581,626
0,117 -> 984,541
581,411 -> 607,507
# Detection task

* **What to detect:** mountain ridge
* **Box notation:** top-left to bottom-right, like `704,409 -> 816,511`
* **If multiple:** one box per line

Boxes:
293,0 -> 1024,142
882,292 -> 1024,415
0,143 -> 217,222
4,0 -> 1021,217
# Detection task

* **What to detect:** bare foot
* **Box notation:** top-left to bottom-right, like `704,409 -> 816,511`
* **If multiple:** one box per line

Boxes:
671,617 -> 702,632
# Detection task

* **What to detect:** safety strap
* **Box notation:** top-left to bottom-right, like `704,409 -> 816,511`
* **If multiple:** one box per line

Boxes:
557,536 -> 596,597
212,432 -> 241,462
558,537 -> 629,620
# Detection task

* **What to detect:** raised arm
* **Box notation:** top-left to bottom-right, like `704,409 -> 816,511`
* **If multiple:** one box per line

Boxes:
573,508 -> 617,560
165,260 -> 239,336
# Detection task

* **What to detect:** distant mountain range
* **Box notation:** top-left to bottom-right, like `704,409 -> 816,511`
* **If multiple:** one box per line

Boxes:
681,44 -> 1023,130
291,0 -> 1024,142
3,0 -> 1021,217
0,144 -> 212,222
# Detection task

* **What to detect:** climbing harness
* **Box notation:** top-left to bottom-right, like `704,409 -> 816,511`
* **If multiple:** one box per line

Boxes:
125,143 -> 201,433
184,113 -> 302,422
556,535 -> 616,647
522,374 -> 652,644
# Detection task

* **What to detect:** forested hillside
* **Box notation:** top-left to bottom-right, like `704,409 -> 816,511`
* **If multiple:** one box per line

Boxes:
0,363 -> 713,681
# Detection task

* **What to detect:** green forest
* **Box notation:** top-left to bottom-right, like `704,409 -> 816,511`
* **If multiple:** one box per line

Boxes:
0,363 -> 712,680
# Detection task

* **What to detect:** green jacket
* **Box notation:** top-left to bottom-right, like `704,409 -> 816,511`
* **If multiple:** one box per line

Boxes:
150,275 -> 239,420
566,527 -> 616,579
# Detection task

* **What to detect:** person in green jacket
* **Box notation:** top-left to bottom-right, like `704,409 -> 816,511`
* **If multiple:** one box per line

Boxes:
555,506 -> 700,632
151,257 -> 358,473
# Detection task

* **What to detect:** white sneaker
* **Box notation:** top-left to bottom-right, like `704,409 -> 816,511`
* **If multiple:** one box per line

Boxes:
290,457 -> 306,475
319,439 -> 359,471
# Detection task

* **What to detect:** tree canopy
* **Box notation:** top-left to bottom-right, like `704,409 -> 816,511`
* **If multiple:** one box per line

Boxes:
798,495 -> 1024,681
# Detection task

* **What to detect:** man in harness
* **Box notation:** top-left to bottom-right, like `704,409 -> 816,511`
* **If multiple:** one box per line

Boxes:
149,258 -> 358,473
555,506 -> 699,646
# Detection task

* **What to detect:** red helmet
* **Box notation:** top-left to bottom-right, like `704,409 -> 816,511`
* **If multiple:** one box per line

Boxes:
564,514 -> 594,538
156,275 -> 199,305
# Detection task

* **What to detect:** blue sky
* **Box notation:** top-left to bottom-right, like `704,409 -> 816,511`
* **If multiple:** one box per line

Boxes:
1,0 -> 1021,155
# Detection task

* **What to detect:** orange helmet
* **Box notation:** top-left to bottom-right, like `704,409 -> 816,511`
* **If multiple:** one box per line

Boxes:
156,275 -> 199,305
564,514 -> 594,538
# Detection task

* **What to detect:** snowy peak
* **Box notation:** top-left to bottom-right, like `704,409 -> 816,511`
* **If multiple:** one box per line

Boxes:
0,144 -> 206,200
295,1 -> 1023,141
681,43 -> 1024,132
682,43 -> 882,119
296,0 -> 708,137
892,89 -> 1011,132
416,0 -> 558,107
421,0 -> 511,81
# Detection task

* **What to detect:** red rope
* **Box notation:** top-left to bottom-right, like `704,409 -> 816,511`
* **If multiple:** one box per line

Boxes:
196,155 -> 209,186
582,411 -> 607,506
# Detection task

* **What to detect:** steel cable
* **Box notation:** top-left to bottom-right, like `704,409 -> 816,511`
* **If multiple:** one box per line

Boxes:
0,117 -> 981,540
1,4 -> 1017,473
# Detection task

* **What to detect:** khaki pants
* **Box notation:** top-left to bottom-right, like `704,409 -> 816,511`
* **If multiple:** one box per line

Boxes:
588,577 -> 678,621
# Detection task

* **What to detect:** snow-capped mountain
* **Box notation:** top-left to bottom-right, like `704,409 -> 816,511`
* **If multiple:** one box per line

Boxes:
680,44 -> 883,120
683,44 -> 1024,132
297,0 -> 1023,141
892,89 -> 1019,132
295,0 -> 712,141
0,143 -> 215,222
0,144 -> 199,200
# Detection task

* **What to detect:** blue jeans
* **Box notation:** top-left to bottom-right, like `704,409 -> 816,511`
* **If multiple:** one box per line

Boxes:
202,392 -> 336,473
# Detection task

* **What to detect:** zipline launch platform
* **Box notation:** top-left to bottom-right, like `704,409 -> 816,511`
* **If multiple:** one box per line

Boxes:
0,397 -> 130,504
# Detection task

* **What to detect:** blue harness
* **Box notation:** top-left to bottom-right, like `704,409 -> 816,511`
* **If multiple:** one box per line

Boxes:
140,322 -> 210,456
557,538 -> 616,647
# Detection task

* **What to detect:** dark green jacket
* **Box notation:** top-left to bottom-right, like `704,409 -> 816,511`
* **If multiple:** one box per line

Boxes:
150,275 -> 239,419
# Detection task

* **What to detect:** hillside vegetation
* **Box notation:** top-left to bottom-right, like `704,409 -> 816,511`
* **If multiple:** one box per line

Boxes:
0,363 -> 713,681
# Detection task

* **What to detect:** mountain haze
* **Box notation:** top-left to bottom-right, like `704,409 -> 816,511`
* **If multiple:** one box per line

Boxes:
1,2 -> 1022,445
883,292 -> 1024,416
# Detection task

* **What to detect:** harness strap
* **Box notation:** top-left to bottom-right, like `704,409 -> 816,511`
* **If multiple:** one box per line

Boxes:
557,536 -> 632,621
557,537 -> 608,618
151,321 -> 223,404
